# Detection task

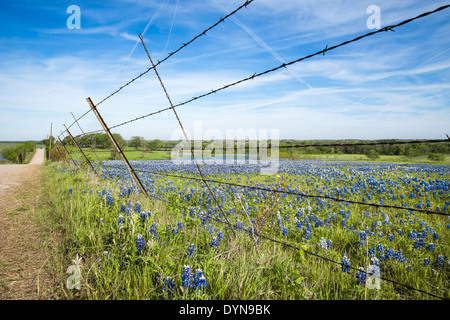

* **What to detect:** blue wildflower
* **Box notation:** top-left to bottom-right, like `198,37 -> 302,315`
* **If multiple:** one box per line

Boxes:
424,258 -> 431,266
217,231 -> 224,243
163,277 -> 175,294
118,215 -> 125,226
426,243 -> 435,252
341,255 -> 351,274
434,255 -> 445,267
210,237 -> 219,247
106,193 -> 113,206
136,234 -> 145,254
282,227 -> 288,237
356,267 -> 366,285
187,243 -> 196,257
320,237 -> 327,249
193,269 -> 208,290
376,244 -> 384,254
181,265 -> 192,288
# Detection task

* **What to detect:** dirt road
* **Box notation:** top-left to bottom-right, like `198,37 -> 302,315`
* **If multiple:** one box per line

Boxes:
0,148 -> 58,299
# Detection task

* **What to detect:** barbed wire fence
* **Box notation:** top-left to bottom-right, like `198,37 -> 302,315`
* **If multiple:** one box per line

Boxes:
52,3 -> 450,300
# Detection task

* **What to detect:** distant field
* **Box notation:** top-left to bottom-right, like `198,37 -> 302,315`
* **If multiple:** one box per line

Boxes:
67,147 -> 171,161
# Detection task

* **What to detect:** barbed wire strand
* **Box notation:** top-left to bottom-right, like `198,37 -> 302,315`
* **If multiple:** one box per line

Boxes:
61,0 -> 256,131
99,4 -> 450,131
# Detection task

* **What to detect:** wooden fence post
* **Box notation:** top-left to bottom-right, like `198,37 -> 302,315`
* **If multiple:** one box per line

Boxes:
86,97 -> 149,197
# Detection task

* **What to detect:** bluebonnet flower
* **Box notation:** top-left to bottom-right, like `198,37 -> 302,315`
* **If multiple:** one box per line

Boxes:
148,222 -> 158,237
326,239 -> 332,249
385,248 -> 394,259
394,250 -> 403,261
187,243 -> 196,257
163,277 -> 175,294
424,258 -> 431,266
177,221 -> 183,231
304,227 -> 311,240
68,188 -> 72,194
414,238 -> 425,250
426,243 -> 435,252
320,237 -> 327,249
341,255 -> 351,274
118,215 -> 125,226
369,247 -> 375,257
434,255 -> 445,267
370,256 -> 380,266
341,219 -> 346,228
181,265 -> 192,288
136,234 -> 145,254
398,229 -> 403,236
134,202 -> 141,213
106,193 -> 113,206
210,237 -> 219,247
388,234 -> 395,242
100,218 -> 105,224
376,244 -> 384,254
120,203 -> 126,213
282,227 -> 288,237
217,231 -> 224,243
356,267 -> 366,285
193,269 -> 208,290
206,224 -> 213,235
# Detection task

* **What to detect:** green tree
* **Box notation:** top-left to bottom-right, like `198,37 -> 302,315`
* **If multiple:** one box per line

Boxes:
428,153 -> 445,162
146,139 -> 164,151
366,149 -> 380,160
129,136 -> 144,149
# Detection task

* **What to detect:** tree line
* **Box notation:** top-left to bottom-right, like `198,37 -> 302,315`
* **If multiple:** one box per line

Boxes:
59,134 -> 448,162
1,142 -> 36,164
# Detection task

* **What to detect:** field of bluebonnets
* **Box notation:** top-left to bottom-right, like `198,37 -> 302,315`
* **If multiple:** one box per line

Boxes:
45,158 -> 450,299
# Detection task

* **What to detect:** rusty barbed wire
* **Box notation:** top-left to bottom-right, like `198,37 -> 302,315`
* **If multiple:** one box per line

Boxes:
96,4 -> 450,131
60,0 -> 256,132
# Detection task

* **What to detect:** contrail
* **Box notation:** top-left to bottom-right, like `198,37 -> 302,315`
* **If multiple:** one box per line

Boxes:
212,0 -> 313,89
157,0 -> 179,61
114,0 -> 170,79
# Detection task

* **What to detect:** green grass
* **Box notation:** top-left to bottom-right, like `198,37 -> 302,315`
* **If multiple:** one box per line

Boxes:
67,147 -> 170,161
37,161 -> 450,300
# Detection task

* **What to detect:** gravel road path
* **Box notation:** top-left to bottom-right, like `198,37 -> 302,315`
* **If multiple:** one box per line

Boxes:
0,148 -> 58,299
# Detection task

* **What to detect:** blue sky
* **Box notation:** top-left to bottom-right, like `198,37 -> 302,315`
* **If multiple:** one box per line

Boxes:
0,0 -> 449,141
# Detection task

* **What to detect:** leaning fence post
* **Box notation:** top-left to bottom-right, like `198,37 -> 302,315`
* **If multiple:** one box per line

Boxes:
64,124 -> 99,177
57,136 -> 78,168
86,97 -> 149,198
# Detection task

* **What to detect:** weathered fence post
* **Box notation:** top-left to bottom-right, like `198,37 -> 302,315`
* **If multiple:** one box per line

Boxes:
86,97 -> 149,198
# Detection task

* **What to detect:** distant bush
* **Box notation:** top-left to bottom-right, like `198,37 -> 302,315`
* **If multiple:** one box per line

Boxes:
428,153 -> 445,162
365,149 -> 380,160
